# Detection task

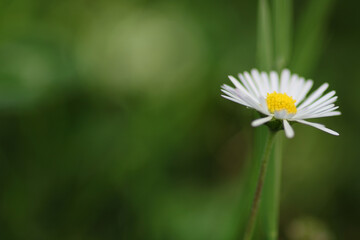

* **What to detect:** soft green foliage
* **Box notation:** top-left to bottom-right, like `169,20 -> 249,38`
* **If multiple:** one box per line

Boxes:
0,0 -> 357,240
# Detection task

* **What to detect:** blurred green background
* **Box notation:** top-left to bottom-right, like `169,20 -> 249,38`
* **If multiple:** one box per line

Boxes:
0,0 -> 359,239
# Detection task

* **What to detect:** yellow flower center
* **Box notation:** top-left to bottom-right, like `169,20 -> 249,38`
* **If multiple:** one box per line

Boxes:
266,91 -> 297,114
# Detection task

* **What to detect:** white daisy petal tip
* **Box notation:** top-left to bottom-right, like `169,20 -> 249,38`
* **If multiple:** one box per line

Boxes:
251,115 -> 273,127
330,130 -> 340,136
250,69 -> 260,77
227,75 -> 236,81
282,68 -> 291,76
295,119 -> 340,136
283,120 -> 295,138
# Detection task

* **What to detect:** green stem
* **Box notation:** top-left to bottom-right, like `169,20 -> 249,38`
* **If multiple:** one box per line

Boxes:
263,135 -> 282,240
243,130 -> 277,240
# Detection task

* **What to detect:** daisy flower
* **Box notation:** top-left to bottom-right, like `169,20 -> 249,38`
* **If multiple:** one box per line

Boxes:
221,69 -> 341,138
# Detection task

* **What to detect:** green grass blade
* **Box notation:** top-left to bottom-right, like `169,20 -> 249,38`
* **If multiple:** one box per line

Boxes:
273,0 -> 293,70
253,0 -> 276,238
290,0 -> 335,74
262,135 -> 283,240
257,0 -> 273,71
260,1 -> 292,239
233,1 -> 273,238
233,122 -> 268,240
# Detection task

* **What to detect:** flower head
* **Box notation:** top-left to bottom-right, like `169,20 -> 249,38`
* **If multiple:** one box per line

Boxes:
221,69 -> 341,138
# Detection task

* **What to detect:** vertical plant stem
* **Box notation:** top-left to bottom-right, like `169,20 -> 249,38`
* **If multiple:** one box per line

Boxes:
274,0 -> 292,70
243,130 -> 277,240
257,0 -> 273,71
263,135 -> 283,240
260,1 -> 291,238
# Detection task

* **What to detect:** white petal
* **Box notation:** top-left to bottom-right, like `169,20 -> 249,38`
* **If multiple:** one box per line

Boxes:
221,94 -> 249,107
287,74 -> 299,98
222,84 -> 251,104
244,71 -> 260,98
303,90 -> 336,111
221,89 -> 255,108
270,71 -> 279,92
251,115 -> 273,127
280,69 -> 290,93
298,83 -> 329,109
296,96 -> 338,118
306,111 -> 341,119
222,87 -> 268,114
295,93 -> 337,118
283,120 -> 295,138
311,96 -> 338,111
313,104 -> 336,113
239,73 -> 257,98
251,69 -> 266,97
295,119 -> 339,136
274,110 -> 287,119
296,108 -> 341,120
259,96 -> 270,114
221,85 -> 241,99
261,72 -> 271,93
222,83 -> 260,106
310,106 -> 339,116
221,87 -> 247,103
230,75 -> 250,96
228,75 -> 246,92
295,79 -> 313,105
290,76 -> 303,100
242,95 -> 268,114
284,112 -> 296,119
296,104 -> 336,119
